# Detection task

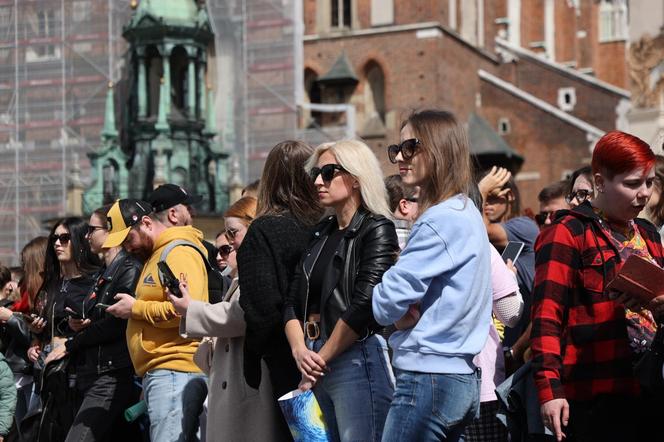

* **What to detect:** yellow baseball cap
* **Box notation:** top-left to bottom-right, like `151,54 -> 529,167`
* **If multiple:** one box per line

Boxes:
102,199 -> 153,248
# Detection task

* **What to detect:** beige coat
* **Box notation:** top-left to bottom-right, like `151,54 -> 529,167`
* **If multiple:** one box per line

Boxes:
181,279 -> 284,442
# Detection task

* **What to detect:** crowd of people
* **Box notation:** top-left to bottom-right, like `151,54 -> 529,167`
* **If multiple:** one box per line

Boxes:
0,109 -> 663,442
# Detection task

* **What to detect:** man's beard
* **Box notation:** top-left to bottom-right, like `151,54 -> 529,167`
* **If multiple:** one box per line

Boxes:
129,229 -> 154,262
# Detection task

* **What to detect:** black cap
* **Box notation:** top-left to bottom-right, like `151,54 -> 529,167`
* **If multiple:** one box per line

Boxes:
148,184 -> 203,213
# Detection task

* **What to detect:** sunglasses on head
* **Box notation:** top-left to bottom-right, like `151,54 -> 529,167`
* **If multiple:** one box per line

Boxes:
51,233 -> 71,245
309,164 -> 346,182
218,244 -> 233,256
225,228 -> 239,241
387,138 -> 421,164
565,189 -> 592,205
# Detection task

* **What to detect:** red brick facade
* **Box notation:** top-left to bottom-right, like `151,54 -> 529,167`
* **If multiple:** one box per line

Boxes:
303,0 -> 629,211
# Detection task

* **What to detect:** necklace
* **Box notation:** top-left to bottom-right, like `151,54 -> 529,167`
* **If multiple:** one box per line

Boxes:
60,278 -> 71,293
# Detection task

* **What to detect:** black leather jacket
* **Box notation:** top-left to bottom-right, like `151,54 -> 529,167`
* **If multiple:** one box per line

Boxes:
65,249 -> 141,377
0,313 -> 32,375
284,208 -> 399,341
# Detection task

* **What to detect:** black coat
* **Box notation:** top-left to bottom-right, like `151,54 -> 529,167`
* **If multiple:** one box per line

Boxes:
65,249 -> 141,376
284,208 -> 399,340
238,213 -> 314,397
0,312 -> 32,374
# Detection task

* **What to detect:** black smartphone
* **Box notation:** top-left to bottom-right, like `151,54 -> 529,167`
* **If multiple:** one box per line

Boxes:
157,261 -> 182,298
95,303 -> 111,311
501,241 -> 525,265
65,307 -> 84,320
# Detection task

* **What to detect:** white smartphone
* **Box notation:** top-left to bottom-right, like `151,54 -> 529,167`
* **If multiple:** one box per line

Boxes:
501,241 -> 525,265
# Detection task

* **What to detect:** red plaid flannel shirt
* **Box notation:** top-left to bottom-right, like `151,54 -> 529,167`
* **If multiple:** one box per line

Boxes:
530,203 -> 664,404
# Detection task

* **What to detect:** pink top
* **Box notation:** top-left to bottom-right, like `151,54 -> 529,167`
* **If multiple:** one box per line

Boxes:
473,245 -> 520,402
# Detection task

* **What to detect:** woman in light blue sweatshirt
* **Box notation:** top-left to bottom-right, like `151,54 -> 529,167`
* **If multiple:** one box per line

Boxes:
373,110 -> 493,442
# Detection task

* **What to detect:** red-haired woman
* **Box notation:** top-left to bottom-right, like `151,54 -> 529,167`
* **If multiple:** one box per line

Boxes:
531,131 -> 662,442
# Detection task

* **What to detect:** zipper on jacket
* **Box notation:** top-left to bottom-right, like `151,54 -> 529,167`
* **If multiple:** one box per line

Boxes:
302,235 -> 328,328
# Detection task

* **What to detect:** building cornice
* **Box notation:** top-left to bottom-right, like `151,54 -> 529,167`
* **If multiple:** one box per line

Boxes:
478,69 -> 605,138
495,38 -> 630,98
305,22 -> 500,63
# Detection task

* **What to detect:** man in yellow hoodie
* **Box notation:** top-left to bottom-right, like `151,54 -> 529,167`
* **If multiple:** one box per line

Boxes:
104,199 -> 208,442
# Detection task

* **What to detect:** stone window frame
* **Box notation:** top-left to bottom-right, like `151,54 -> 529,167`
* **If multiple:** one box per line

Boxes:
557,87 -> 576,112
598,0 -> 628,43
498,117 -> 511,135
331,0 -> 352,29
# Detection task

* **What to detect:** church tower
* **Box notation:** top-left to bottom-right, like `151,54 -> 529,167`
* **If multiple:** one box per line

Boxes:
84,0 -> 227,213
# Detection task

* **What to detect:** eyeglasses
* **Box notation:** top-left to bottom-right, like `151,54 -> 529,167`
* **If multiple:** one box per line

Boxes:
565,189 -> 592,205
87,225 -> 106,235
405,197 -> 418,203
309,164 -> 346,182
51,233 -> 71,245
534,211 -> 554,226
217,244 -> 233,257
225,228 -> 239,241
387,138 -> 421,164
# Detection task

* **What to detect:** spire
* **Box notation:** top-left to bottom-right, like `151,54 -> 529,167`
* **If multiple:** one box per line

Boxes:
101,82 -> 118,142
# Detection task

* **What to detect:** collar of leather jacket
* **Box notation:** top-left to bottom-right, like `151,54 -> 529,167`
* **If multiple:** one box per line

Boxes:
313,206 -> 371,239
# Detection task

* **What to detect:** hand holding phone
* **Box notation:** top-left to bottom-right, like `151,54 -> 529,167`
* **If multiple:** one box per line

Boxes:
501,241 -> 525,265
65,307 -> 84,320
158,261 -> 182,298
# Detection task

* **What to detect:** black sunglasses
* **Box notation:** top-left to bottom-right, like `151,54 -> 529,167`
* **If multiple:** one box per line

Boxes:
51,233 -> 71,245
534,211 -> 554,226
87,225 -> 106,235
387,138 -> 421,164
565,189 -> 592,205
309,164 -> 346,182
218,244 -> 233,256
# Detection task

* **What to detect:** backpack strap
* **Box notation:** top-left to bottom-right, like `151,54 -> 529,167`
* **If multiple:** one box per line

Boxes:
159,239 -> 214,271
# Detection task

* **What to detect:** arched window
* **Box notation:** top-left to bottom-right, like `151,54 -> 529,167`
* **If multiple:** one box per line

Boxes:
170,46 -> 189,119
365,62 -> 386,123
145,45 -> 162,118
304,68 -> 322,127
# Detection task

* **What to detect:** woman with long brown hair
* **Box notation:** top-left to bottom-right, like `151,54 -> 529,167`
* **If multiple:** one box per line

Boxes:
372,110 -> 493,441
238,140 -> 324,437
12,236 -> 49,314
0,236 -> 48,426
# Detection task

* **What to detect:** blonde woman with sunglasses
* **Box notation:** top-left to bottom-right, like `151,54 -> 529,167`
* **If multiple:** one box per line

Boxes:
284,140 -> 399,442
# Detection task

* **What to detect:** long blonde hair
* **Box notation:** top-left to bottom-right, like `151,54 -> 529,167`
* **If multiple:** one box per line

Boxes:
306,140 -> 392,219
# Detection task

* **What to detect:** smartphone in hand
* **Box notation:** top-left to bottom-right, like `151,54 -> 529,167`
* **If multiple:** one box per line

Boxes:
65,307 -> 84,320
157,261 -> 182,298
501,241 -> 525,265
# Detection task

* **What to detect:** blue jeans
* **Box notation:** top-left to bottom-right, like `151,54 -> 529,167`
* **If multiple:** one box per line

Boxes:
382,369 -> 481,442
309,334 -> 394,442
142,369 -> 207,442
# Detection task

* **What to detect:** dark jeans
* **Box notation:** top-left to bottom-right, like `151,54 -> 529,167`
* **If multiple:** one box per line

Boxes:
65,368 -> 138,442
566,392 -> 663,442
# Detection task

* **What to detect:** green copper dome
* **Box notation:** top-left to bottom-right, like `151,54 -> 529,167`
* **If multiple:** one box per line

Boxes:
126,0 -> 208,32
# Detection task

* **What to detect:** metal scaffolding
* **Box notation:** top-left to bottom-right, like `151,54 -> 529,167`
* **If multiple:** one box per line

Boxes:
0,0 -> 337,266
0,0 -> 132,265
